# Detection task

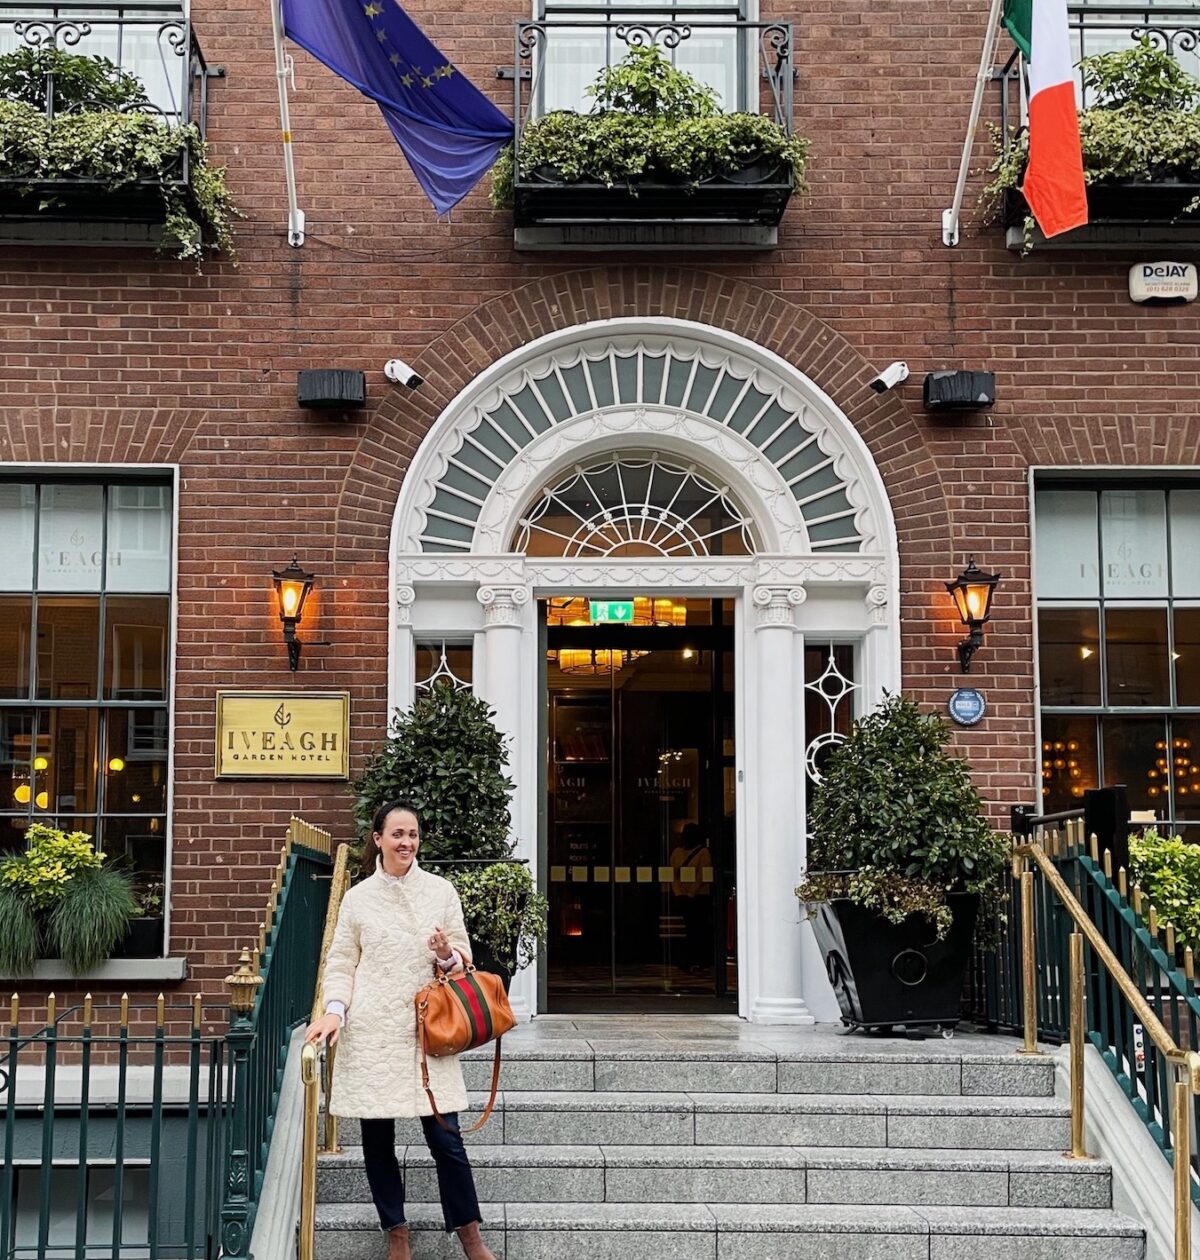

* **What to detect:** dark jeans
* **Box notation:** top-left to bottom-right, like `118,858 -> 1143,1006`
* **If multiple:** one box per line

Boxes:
360,1114 -> 482,1234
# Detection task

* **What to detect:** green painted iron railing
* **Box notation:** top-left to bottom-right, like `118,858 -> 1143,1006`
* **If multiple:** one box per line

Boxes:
0,994 -> 227,1259
0,816 -> 333,1260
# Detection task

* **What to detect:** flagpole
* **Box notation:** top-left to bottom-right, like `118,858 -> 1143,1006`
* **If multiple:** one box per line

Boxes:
270,0 -> 305,247
942,0 -> 1006,246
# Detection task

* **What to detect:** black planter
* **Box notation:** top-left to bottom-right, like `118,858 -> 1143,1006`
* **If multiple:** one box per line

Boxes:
806,893 -> 980,1033
112,917 -> 164,960
470,938 -> 514,993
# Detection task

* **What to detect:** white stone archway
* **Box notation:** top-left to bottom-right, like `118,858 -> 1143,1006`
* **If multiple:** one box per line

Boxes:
390,318 -> 901,1023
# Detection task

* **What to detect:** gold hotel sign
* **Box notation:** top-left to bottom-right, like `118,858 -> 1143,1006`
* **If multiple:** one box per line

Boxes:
215,691 -> 350,780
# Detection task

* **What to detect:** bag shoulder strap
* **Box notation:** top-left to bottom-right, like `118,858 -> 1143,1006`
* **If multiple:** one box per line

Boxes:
418,1005 -> 502,1135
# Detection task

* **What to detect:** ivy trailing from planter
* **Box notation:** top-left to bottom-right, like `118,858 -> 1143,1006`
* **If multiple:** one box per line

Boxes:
0,46 -> 238,262
491,43 -> 808,208
980,39 -> 1200,248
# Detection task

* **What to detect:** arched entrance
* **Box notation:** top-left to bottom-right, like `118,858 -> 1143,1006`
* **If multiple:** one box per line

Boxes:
391,318 -> 900,1023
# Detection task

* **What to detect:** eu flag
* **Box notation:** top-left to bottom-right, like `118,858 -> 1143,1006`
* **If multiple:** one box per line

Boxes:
281,0 -> 513,213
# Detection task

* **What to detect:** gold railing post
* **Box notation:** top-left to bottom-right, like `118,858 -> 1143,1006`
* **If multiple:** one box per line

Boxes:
299,1044 -> 319,1260
1020,868 -> 1039,1055
1069,931 -> 1088,1158
1174,1075 -> 1192,1260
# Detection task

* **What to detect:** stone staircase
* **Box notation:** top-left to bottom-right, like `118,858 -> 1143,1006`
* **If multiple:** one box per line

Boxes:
311,1018 -> 1144,1260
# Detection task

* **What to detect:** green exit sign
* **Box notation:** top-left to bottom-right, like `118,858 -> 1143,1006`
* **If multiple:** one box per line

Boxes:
589,600 -> 634,624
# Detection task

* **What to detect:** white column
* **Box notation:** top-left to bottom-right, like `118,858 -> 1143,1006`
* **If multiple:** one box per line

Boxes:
388,584 -> 416,727
862,582 -> 899,707
749,584 -> 815,1024
476,583 -> 535,1020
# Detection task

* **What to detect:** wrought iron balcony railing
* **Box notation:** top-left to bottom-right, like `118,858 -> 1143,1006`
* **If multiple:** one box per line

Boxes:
509,16 -> 796,250
0,0 -> 215,241
994,3 -> 1200,248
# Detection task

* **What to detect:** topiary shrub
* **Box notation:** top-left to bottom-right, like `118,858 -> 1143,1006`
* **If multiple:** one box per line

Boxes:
445,862 -> 548,976
796,694 -> 1008,939
353,686 -> 516,863
1129,827 -> 1200,952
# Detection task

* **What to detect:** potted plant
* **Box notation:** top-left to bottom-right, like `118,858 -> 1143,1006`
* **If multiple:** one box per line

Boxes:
796,694 -> 1009,1034
114,879 -> 166,959
353,686 -> 549,989
0,45 -> 239,262
490,43 -> 808,211
0,823 -> 138,975
1129,827 -> 1200,953
981,39 -> 1200,249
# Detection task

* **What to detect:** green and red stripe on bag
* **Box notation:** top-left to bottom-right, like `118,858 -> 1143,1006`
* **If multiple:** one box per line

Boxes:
416,964 -> 516,1133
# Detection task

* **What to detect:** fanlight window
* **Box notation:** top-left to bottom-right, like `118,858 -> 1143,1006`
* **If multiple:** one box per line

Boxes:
513,456 -> 756,558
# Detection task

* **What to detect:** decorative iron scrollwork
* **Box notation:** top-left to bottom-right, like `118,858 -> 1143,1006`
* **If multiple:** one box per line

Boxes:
760,23 -> 791,67
518,22 -> 544,61
13,18 -> 91,47
614,22 -> 692,51
160,20 -> 188,57
1131,24 -> 1198,56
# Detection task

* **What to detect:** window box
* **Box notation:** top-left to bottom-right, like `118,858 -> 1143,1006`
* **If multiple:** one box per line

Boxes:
1003,180 -> 1200,252
0,3 -> 232,257
0,957 -> 186,983
505,20 -> 802,251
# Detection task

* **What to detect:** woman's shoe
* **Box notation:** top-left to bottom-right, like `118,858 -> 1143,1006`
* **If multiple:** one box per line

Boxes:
455,1222 -> 496,1260
386,1225 -> 411,1260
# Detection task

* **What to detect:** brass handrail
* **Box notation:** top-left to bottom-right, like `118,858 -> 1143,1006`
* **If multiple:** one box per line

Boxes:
298,842 -> 353,1260
1017,819 -> 1200,1260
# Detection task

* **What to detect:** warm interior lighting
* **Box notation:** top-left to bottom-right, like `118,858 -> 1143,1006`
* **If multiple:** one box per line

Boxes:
1079,646 -> 1094,660
32,756 -> 48,771
558,648 -> 629,676
109,757 -> 125,772
13,784 -> 30,804
34,791 -> 48,809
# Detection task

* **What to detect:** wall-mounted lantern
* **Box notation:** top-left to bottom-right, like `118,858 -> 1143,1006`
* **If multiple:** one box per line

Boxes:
945,557 -> 1001,673
271,555 -> 316,671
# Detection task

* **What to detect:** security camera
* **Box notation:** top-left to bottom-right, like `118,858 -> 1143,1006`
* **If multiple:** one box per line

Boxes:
384,359 -> 423,388
868,361 -> 910,393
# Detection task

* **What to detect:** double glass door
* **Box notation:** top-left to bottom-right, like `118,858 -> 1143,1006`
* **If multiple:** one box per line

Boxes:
543,598 -> 736,1011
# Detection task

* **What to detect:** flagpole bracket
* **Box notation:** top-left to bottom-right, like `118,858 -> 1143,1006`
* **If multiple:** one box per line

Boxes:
941,207 -> 960,248
288,209 -> 306,248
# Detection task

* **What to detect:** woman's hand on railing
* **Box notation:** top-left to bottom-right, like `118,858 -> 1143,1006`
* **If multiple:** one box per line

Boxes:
304,1013 -> 341,1047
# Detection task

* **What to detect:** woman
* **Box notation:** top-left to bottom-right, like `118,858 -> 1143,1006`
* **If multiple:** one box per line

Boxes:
305,802 -> 495,1260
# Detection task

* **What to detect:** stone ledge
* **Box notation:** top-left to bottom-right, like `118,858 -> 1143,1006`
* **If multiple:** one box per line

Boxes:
0,957 -> 188,985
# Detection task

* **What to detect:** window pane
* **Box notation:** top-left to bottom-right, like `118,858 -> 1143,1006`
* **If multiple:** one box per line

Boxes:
1040,715 -> 1098,811
1105,606 -> 1170,706
35,597 -> 100,699
1037,607 -> 1101,705
1169,720 -> 1200,822
44,708 -> 100,816
1100,489 -> 1168,597
0,596 -> 32,699
105,597 -> 169,701
1175,608 -> 1200,706
37,484 -> 104,592
106,484 -> 172,592
1101,715 -> 1167,815
0,483 -> 35,590
0,708 -> 42,815
1170,491 -> 1200,598
1035,490 -> 1098,599
0,815 -> 30,857
104,710 -> 168,814
414,643 -> 474,693
100,815 -> 166,879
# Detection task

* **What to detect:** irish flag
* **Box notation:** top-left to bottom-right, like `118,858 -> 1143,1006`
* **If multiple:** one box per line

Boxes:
1003,0 -> 1088,237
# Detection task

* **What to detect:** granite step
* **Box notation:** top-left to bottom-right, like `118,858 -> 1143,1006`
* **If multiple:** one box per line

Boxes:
335,1092 -> 1073,1150
316,1144 -> 1111,1209
312,1202 -> 1144,1260
460,1044 -> 1056,1097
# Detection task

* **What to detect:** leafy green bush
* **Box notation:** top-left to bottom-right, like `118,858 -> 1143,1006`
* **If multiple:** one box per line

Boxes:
0,823 -> 137,974
0,49 -> 239,262
1129,827 -> 1200,952
491,44 -> 808,209
353,686 -> 516,863
0,45 -> 147,113
796,694 -> 1008,939
981,40 -> 1200,247
446,862 -> 548,974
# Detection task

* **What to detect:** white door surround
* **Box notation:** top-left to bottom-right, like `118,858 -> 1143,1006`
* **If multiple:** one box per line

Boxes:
390,318 -> 901,1023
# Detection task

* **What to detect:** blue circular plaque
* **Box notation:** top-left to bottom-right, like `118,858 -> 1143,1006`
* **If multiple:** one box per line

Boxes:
948,687 -> 986,727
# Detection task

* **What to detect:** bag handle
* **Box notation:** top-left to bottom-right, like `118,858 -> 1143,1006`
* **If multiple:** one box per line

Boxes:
417,1002 -> 502,1135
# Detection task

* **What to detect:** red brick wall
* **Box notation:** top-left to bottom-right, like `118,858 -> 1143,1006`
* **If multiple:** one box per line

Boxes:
1,0 -> 1198,1014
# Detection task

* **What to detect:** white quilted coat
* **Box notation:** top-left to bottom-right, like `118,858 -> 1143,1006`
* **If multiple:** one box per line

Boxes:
323,861 -> 472,1119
